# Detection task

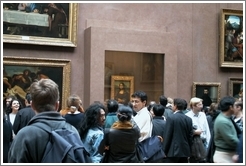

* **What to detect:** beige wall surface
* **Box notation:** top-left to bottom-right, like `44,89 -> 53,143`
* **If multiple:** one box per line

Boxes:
3,3 -> 243,109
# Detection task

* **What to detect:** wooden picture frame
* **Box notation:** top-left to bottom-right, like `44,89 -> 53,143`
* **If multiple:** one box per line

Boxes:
3,56 -> 71,111
110,75 -> 134,105
192,82 -> 221,105
219,9 -> 243,68
3,3 -> 78,47
228,77 -> 243,99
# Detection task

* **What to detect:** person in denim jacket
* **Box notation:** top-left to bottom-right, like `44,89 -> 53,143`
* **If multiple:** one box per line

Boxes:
78,103 -> 106,163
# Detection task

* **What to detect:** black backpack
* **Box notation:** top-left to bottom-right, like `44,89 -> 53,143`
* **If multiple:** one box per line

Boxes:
34,123 -> 92,163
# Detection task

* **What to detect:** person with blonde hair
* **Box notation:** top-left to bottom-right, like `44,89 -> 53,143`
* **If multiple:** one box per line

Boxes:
185,97 -> 211,162
63,94 -> 85,128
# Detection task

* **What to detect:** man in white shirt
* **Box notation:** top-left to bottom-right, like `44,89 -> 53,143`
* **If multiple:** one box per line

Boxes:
186,97 -> 211,162
132,91 -> 152,142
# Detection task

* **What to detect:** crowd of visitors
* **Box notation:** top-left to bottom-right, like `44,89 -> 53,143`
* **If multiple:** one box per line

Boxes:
3,79 -> 243,163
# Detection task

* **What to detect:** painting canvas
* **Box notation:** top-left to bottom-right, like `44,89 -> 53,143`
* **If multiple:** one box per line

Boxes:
3,56 -> 71,111
228,77 -> 243,99
192,82 -> 221,106
111,75 -> 134,105
141,53 -> 164,83
219,9 -> 243,68
3,3 -> 78,47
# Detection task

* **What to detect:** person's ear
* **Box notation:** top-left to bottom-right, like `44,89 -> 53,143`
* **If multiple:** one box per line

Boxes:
143,100 -> 147,106
55,101 -> 60,111
30,101 -> 38,114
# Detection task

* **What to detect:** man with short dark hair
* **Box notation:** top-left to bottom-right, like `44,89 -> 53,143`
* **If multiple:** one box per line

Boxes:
104,99 -> 119,129
12,93 -> 36,135
201,88 -> 212,108
159,95 -> 173,120
132,91 -> 152,142
150,104 -> 166,162
163,98 -> 193,163
4,95 -> 17,113
8,79 -> 79,162
213,96 -> 239,163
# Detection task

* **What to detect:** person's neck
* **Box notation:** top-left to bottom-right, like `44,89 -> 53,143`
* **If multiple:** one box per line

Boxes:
11,109 -> 18,114
192,109 -> 199,114
136,106 -> 145,113
235,112 -> 243,118
222,111 -> 232,117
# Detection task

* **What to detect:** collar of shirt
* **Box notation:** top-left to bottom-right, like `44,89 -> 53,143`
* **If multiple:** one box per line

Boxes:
189,110 -> 200,117
174,110 -> 181,114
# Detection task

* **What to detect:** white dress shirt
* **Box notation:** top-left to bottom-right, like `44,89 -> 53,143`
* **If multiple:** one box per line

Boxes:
133,107 -> 153,142
185,110 -> 211,149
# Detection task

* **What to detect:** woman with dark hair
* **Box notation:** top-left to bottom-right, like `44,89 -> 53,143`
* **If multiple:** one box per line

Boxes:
5,98 -> 23,138
101,105 -> 141,163
77,103 -> 106,163
6,99 -> 23,125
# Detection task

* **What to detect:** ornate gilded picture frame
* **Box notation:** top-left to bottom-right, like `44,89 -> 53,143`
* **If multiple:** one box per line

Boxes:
3,56 -> 71,110
192,82 -> 221,105
228,77 -> 243,99
111,75 -> 134,105
3,3 -> 78,47
219,9 -> 243,68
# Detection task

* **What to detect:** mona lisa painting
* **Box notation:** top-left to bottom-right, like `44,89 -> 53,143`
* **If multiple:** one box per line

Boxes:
111,75 -> 134,105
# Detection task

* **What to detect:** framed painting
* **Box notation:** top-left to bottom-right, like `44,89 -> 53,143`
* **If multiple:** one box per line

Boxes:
110,75 -> 134,105
219,9 -> 243,68
228,77 -> 243,99
3,3 -> 78,47
3,56 -> 71,111
192,82 -> 221,106
141,53 -> 164,83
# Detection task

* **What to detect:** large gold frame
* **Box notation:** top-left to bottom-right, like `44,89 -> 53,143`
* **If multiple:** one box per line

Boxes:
192,82 -> 221,103
219,9 -> 243,68
3,3 -> 78,47
3,56 -> 71,110
110,75 -> 134,103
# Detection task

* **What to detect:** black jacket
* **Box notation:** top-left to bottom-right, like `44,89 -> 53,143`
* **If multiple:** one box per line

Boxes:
3,117 -> 13,163
12,106 -> 36,135
151,116 -> 166,151
164,111 -> 193,157
103,121 -> 141,163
